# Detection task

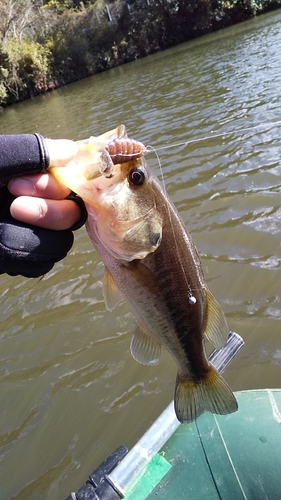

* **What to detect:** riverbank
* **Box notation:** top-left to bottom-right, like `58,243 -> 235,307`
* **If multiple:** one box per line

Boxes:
0,0 -> 280,108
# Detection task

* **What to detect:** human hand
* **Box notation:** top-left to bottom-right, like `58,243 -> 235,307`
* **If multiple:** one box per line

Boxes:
0,135 -> 87,277
8,139 -> 81,230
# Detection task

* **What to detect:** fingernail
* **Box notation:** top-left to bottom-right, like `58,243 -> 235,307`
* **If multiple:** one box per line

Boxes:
8,178 -> 35,196
10,197 -> 42,222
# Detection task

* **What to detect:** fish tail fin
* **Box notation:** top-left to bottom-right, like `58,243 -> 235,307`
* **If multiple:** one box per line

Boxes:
174,365 -> 238,424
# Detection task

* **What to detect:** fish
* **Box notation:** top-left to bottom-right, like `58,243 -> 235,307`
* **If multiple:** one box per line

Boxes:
49,124 -> 238,423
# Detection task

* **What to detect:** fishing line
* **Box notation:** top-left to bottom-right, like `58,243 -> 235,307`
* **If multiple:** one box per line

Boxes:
146,146 -> 197,304
146,144 -> 166,191
142,119 -> 281,301
146,120 -> 281,154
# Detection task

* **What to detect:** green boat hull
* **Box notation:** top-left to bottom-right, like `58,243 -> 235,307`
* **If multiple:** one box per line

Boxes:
127,389 -> 281,500
66,337 -> 281,500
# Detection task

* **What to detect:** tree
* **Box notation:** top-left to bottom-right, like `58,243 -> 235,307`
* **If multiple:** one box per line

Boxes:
0,0 -> 42,41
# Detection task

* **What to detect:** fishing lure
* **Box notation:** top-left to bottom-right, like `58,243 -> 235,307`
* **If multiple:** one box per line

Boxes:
100,124 -> 146,177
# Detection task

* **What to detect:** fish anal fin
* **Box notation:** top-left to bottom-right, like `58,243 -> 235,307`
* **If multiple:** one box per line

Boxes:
203,289 -> 229,350
102,267 -> 122,311
174,365 -> 238,424
130,323 -> 162,366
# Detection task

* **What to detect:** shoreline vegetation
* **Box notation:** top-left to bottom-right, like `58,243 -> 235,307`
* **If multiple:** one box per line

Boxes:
0,0 -> 280,108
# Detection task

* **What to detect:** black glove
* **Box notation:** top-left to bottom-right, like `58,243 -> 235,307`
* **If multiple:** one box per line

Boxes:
0,133 -> 87,278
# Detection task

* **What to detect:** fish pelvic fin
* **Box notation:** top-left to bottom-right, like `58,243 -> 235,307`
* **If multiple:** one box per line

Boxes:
130,322 -> 162,366
174,365 -> 238,424
203,289 -> 229,350
102,267 -> 122,311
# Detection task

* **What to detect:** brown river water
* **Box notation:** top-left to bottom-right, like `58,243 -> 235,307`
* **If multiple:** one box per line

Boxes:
1,10 -> 281,499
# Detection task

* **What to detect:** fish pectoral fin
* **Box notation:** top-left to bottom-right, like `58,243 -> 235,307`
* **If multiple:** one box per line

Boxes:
203,289 -> 229,350
102,267 -> 122,311
130,322 -> 162,366
174,365 -> 238,424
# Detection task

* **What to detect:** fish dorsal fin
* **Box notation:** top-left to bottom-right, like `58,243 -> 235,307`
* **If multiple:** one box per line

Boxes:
116,124 -> 127,138
130,323 -> 162,366
203,289 -> 229,350
102,267 -> 122,311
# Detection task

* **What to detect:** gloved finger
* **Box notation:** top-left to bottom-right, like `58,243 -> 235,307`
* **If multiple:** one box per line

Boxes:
0,135 -> 77,186
10,196 -> 82,231
0,134 -> 49,185
8,172 -> 71,200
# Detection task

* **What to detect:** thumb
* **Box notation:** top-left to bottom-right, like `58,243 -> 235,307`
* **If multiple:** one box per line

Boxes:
46,139 -> 78,167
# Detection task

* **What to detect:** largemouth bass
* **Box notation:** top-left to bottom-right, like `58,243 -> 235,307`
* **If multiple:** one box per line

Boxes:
50,125 -> 238,423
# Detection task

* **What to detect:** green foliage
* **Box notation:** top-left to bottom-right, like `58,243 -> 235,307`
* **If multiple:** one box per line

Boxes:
44,9 -> 118,82
42,0 -> 74,12
46,12 -> 90,81
2,38 -> 51,103
0,0 -> 280,106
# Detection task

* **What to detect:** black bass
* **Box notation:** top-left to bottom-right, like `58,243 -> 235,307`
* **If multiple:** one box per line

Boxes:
50,125 -> 238,423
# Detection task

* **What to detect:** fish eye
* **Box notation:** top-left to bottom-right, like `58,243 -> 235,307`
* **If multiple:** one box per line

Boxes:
129,167 -> 146,186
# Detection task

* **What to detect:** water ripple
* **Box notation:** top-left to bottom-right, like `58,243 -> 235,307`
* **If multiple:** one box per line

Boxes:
1,9 -> 281,499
